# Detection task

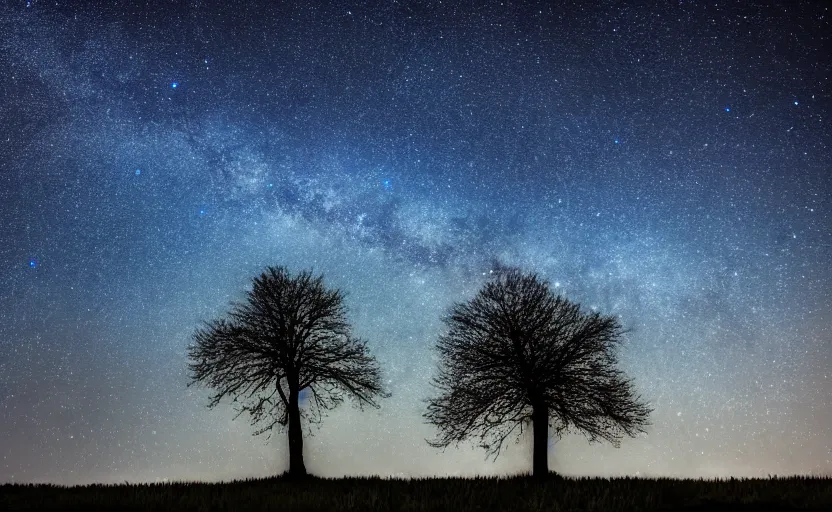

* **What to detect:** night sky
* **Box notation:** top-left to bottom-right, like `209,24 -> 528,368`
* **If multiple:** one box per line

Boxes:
1,1 -> 829,485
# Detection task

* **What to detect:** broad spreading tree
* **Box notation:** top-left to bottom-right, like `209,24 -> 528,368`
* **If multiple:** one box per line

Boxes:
424,267 -> 652,479
188,266 -> 388,478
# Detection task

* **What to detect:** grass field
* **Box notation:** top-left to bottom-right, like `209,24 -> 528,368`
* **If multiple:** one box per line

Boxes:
2,474 -> 830,511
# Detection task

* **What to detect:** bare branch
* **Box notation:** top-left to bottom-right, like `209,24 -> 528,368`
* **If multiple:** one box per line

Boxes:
187,266 -> 388,440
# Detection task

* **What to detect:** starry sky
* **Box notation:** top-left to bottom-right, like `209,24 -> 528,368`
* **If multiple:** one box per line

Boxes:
1,0 -> 830,485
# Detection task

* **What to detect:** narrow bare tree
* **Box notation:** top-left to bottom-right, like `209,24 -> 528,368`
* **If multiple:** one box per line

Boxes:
188,266 -> 388,479
424,267 -> 651,479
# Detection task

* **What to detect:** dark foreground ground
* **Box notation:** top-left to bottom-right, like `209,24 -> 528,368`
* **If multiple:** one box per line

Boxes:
2,474 -> 830,512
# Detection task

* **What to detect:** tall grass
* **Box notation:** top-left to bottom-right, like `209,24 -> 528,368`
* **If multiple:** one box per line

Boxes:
2,474 -> 829,511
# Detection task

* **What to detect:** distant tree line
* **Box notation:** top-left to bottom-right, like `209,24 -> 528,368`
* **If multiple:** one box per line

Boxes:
187,265 -> 652,480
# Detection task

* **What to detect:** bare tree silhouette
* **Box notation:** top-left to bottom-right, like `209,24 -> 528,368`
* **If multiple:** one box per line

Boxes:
188,266 -> 388,479
424,267 -> 651,479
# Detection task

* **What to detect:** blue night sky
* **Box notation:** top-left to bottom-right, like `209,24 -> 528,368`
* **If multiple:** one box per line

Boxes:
0,1 -> 829,484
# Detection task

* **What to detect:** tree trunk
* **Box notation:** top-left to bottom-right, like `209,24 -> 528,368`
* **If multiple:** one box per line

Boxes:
532,402 -> 549,479
287,388 -> 307,478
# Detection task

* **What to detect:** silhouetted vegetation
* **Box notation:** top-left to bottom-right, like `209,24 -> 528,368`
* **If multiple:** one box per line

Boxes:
187,267 -> 388,479
425,267 -> 652,479
2,475 -> 830,511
